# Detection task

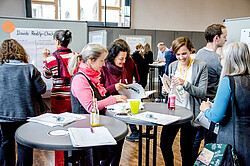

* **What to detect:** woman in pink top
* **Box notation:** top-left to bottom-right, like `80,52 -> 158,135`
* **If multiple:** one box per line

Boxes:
68,43 -> 127,114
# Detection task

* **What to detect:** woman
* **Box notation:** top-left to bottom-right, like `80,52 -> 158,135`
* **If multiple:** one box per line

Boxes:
68,43 -> 127,166
0,39 -> 46,166
132,43 -> 150,88
42,29 -> 74,166
200,42 -> 250,165
110,39 -> 140,142
160,37 -> 208,166
100,40 -> 129,96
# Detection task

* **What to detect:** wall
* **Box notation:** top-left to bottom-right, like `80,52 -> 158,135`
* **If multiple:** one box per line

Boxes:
131,0 -> 250,31
89,27 -> 206,60
0,0 -> 26,17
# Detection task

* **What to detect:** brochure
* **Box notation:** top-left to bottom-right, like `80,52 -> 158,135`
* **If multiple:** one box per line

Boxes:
68,126 -> 117,147
160,74 -> 182,102
28,112 -> 86,127
118,83 -> 156,99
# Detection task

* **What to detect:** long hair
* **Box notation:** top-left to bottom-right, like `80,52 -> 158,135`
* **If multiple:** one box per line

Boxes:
113,39 -> 131,60
220,42 -> 250,79
0,39 -> 28,65
143,43 -> 151,54
68,43 -> 107,75
106,40 -> 129,64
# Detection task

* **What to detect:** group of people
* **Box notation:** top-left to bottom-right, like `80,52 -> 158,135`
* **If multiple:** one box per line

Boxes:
0,22 -> 249,166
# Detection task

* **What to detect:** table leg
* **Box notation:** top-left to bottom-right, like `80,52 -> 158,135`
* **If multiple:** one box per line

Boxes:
138,125 -> 142,166
64,151 -> 68,166
153,126 -> 157,166
146,126 -> 150,166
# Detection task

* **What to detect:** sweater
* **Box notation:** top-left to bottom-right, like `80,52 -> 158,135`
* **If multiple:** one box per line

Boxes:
195,47 -> 222,96
0,60 -> 46,121
124,57 -> 140,84
169,59 -> 208,121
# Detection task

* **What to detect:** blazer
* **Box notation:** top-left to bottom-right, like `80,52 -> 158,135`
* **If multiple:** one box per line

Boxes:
168,59 -> 208,122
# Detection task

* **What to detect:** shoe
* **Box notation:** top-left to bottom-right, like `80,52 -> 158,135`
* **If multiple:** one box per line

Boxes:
126,133 -> 139,142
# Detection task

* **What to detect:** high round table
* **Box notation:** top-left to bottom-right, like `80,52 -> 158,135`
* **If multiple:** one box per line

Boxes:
106,102 -> 193,166
15,114 -> 128,166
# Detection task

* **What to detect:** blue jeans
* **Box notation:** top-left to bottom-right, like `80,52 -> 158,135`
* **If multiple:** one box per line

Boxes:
0,122 -> 33,166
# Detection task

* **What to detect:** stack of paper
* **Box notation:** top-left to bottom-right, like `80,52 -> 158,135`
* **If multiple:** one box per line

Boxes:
68,126 -> 117,147
131,111 -> 181,125
28,112 -> 86,127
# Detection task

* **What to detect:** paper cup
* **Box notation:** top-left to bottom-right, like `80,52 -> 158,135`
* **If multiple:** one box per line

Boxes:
130,100 -> 140,114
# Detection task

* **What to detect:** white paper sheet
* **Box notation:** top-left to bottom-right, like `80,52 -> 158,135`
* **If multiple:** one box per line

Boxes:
68,127 -> 117,147
28,112 -> 86,127
118,83 -> 156,99
131,111 -> 181,125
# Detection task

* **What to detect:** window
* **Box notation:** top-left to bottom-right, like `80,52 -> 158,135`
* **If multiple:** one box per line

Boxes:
31,0 -> 131,27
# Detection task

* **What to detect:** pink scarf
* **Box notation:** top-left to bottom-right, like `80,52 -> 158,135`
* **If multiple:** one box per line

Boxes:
78,62 -> 107,96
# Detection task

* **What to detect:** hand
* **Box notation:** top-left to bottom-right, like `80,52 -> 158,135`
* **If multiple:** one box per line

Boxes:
42,48 -> 50,60
115,83 -> 126,91
113,95 -> 127,103
173,77 -> 185,86
200,101 -> 211,113
162,86 -> 167,94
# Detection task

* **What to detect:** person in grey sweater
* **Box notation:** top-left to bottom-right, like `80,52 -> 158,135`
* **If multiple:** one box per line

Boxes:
0,39 -> 46,166
196,24 -> 227,99
160,37 -> 207,166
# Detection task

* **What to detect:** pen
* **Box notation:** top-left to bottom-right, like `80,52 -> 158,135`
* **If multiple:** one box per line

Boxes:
90,125 -> 94,133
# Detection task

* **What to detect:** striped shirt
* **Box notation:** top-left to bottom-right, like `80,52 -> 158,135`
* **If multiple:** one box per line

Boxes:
43,47 -> 75,98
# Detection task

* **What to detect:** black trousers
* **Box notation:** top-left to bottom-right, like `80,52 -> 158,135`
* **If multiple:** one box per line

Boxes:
160,122 -> 196,166
0,122 -> 33,166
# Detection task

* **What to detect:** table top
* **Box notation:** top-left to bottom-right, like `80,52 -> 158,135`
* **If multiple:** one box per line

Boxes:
106,102 -> 193,126
149,63 -> 166,67
15,115 -> 128,151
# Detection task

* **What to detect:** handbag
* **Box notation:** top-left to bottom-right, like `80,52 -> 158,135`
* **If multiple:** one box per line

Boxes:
194,76 -> 240,166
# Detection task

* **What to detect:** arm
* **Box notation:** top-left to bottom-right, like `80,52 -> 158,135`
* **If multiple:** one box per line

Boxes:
71,75 -> 116,113
43,59 -> 52,79
183,63 -> 208,99
32,65 -> 46,94
204,77 -> 231,123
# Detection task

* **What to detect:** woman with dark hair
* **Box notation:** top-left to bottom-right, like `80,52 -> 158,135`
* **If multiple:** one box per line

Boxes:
200,42 -> 250,165
42,29 -> 75,166
100,40 -> 129,96
0,39 -> 46,166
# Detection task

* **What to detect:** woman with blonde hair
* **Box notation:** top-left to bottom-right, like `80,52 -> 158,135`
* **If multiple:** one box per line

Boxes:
200,42 -> 250,165
68,43 -> 127,166
0,39 -> 46,165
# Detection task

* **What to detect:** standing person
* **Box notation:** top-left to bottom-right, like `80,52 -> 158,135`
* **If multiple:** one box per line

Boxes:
114,39 -> 140,142
0,39 -> 46,166
132,43 -> 149,88
156,42 -> 169,62
200,42 -> 250,166
68,43 -> 127,166
193,24 -> 228,159
143,43 -> 154,82
164,47 -> 177,76
42,29 -> 74,166
196,24 -> 227,100
160,37 -> 207,166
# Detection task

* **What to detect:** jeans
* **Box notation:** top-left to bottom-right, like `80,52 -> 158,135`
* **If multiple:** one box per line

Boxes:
0,122 -> 33,166
192,126 -> 205,163
160,122 -> 196,166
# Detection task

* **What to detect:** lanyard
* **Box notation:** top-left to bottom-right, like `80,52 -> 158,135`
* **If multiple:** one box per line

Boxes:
179,58 -> 193,80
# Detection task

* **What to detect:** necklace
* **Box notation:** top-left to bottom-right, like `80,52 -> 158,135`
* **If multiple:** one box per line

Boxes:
179,58 -> 193,80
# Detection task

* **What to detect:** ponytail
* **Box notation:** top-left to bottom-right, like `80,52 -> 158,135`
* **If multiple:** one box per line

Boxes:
68,53 -> 81,75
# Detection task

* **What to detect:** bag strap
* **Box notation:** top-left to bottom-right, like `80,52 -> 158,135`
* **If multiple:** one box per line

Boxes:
228,76 -> 236,149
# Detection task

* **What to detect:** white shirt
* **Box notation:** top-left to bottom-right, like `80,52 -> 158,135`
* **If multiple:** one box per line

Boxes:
174,61 -> 194,110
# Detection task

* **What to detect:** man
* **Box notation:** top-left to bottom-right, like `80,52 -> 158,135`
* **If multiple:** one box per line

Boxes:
196,24 -> 227,99
156,42 -> 169,62
193,24 -> 227,162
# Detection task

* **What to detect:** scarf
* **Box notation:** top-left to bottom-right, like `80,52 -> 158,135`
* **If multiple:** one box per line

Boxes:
106,60 -> 124,75
79,62 -> 107,97
53,47 -> 72,84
